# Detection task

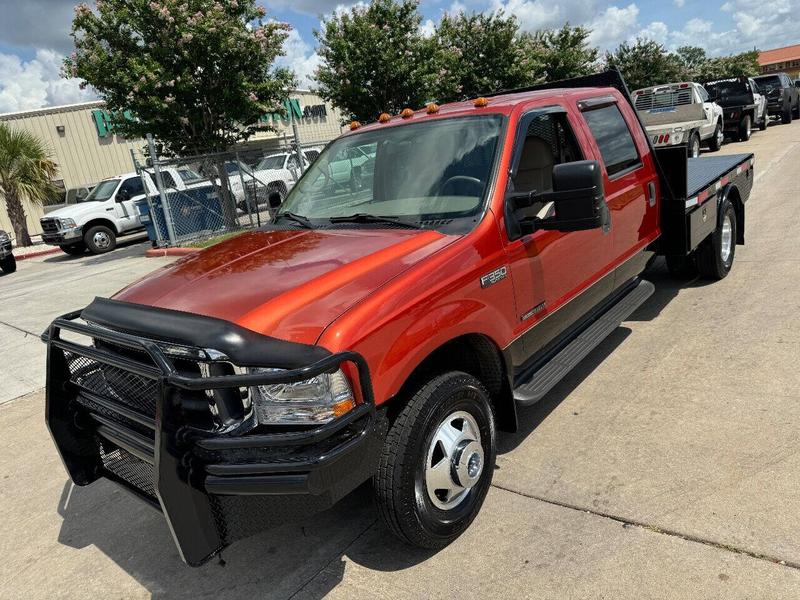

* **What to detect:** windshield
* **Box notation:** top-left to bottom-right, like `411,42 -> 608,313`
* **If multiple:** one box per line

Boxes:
754,75 -> 781,90
178,168 -> 202,183
79,179 -> 118,203
277,115 -> 503,230
257,155 -> 286,170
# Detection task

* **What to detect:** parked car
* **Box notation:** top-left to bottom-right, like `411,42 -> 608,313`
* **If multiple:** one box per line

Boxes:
39,167 -> 204,255
0,230 -> 15,274
753,73 -> 800,123
704,76 -> 769,140
633,81 -> 724,156
44,70 -> 753,566
230,150 -> 314,212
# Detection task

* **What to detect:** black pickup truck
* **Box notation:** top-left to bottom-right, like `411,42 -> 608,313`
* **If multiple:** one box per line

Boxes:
754,73 -> 800,124
0,230 -> 15,274
705,77 -> 768,140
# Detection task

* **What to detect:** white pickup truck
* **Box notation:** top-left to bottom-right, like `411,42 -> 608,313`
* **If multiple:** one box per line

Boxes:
633,82 -> 724,157
39,166 -> 203,255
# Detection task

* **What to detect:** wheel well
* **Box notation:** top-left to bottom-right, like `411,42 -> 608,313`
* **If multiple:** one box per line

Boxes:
82,218 -> 118,235
726,186 -> 745,244
390,334 -> 517,432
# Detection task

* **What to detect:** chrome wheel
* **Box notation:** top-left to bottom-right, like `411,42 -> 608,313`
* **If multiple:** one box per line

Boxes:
425,410 -> 484,510
691,136 -> 700,158
716,126 -> 724,147
92,230 -> 111,249
721,213 -> 733,263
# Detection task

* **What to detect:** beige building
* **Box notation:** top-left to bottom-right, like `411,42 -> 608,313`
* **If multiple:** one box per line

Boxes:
0,91 -> 344,237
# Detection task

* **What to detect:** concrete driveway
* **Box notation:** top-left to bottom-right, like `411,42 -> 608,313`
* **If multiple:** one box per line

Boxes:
2,120 -> 800,599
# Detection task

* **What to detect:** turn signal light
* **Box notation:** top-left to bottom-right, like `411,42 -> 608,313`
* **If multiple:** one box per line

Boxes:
378,112 -> 391,123
474,97 -> 489,108
332,397 -> 356,418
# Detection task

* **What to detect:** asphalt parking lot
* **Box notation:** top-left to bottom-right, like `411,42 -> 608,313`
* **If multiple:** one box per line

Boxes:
2,120 -> 800,599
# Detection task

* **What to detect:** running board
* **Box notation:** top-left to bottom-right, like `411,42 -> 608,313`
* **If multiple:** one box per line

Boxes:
513,279 -> 655,406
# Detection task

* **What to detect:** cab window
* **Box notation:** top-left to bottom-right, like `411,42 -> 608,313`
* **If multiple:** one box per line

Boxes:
511,112 -> 583,195
118,177 -> 145,199
582,104 -> 640,177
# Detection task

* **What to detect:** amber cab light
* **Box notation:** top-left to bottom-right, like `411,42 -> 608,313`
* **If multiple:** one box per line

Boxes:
400,108 -> 414,119
426,103 -> 440,114
378,112 -> 391,123
349,120 -> 361,130
474,97 -> 489,108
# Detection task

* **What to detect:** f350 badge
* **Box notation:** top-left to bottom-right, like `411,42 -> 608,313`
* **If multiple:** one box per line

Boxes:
480,266 -> 508,288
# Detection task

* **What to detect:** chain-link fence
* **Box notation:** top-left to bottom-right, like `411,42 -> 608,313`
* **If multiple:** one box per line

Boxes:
133,139 -> 326,247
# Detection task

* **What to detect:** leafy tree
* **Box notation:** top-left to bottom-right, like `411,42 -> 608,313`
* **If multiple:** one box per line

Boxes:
64,0 -> 295,156
0,123 -> 58,247
675,45 -> 707,79
605,38 -> 685,92
528,24 -> 598,81
431,11 -> 542,102
696,50 -> 761,81
314,0 -> 434,123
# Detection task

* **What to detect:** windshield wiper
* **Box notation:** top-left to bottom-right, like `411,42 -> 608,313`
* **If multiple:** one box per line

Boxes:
275,211 -> 314,229
328,213 -> 424,229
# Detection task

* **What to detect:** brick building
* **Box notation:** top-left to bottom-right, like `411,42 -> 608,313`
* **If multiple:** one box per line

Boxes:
758,44 -> 800,79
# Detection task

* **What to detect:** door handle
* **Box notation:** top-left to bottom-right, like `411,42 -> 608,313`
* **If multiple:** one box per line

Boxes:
647,182 -> 656,207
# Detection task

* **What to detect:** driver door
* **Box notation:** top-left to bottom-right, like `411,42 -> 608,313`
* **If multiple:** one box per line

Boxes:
503,107 -> 613,363
114,176 -> 146,231
697,85 -> 716,137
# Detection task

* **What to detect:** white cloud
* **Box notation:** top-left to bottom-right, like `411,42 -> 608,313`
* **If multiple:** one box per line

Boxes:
487,0 -> 594,32
637,20 -> 669,45
0,49 -> 96,114
674,0 -> 685,7
276,29 -> 321,89
420,18 -> 437,37
587,3 -> 639,49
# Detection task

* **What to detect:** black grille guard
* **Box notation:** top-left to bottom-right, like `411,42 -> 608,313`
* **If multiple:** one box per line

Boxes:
44,309 -> 376,566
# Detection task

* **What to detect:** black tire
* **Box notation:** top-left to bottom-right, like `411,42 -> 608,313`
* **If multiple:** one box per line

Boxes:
697,199 -> 736,280
759,108 -> 768,131
374,371 -> 496,549
83,224 -> 116,254
708,121 -> 723,151
738,115 -> 752,142
793,101 -> 800,119
60,243 -> 86,256
782,107 -> 792,124
0,254 -> 16,274
665,254 -> 697,279
688,132 -> 701,157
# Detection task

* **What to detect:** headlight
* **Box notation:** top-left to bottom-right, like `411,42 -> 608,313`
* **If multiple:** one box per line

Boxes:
249,368 -> 356,425
61,218 -> 77,229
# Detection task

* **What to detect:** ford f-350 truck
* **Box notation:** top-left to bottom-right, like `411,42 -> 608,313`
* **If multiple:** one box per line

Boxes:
43,71 -> 753,566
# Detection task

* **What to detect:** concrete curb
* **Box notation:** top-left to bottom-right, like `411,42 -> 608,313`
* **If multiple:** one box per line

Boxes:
145,247 -> 199,258
13,247 -> 62,261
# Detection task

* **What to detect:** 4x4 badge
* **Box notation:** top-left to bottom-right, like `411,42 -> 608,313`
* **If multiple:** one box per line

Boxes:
480,266 -> 508,288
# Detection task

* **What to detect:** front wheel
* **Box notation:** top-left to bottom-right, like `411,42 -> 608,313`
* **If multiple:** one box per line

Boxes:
759,108 -> 768,131
697,199 -> 737,280
782,107 -> 792,124
708,122 -> 723,151
793,102 -> 800,119
83,224 -> 116,254
374,371 -> 495,549
0,254 -> 16,274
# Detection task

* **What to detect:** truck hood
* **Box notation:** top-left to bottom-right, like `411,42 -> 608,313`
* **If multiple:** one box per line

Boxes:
44,202 -> 108,221
113,228 -> 454,345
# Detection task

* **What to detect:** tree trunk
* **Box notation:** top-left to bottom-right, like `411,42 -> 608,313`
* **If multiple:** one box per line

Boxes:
4,188 -> 32,247
213,159 -> 238,230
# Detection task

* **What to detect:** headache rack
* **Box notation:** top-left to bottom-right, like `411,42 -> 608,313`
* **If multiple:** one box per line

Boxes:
45,310 -> 376,566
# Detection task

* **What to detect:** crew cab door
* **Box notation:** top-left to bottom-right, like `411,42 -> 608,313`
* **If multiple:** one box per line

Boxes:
113,176 -> 147,232
576,95 -> 659,272
502,106 -> 614,363
696,84 -> 717,137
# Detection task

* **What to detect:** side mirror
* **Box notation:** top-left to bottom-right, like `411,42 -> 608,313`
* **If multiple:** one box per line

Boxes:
268,191 -> 282,209
508,160 -> 606,234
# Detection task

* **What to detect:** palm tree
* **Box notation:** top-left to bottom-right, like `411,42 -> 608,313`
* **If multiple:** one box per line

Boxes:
0,123 -> 58,247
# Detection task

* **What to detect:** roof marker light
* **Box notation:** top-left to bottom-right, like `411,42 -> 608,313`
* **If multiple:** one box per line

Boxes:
426,103 -> 440,114
378,112 -> 391,123
473,97 -> 489,108
349,120 -> 361,130
400,108 -> 414,119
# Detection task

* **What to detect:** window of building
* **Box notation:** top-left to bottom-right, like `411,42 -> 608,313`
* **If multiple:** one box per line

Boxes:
582,104 -> 640,177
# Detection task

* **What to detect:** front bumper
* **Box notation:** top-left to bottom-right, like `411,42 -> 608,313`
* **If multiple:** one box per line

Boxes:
45,310 -> 383,566
41,228 -> 82,245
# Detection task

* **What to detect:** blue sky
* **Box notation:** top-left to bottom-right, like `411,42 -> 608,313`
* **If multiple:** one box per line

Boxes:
0,0 -> 796,113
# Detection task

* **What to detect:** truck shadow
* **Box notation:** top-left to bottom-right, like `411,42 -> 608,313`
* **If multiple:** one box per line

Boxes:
56,478 -> 435,599
630,256 -> 717,322
42,235 -> 150,267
